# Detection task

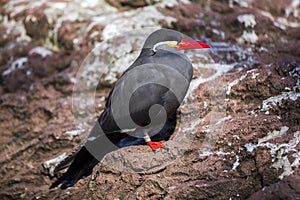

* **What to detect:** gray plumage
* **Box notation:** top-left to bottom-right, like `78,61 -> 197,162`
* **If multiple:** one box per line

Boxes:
50,29 -> 196,189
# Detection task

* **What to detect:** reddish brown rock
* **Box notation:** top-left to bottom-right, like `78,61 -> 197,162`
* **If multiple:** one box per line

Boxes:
22,6 -> 50,42
106,0 -> 161,10
161,1 -> 300,63
248,175 -> 300,200
0,25 -> 20,47
0,1 -> 299,199
85,24 -> 105,45
251,0 -> 293,16
57,20 -> 87,50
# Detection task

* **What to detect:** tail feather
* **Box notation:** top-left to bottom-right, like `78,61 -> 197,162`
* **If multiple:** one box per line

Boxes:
50,112 -> 177,189
50,122 -> 116,189
52,144 -> 83,173
50,146 -> 98,189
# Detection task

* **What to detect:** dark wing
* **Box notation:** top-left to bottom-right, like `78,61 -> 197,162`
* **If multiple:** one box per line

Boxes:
50,49 -> 192,189
99,49 -> 192,133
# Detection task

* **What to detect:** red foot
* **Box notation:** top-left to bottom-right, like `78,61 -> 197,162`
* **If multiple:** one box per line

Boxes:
147,141 -> 164,151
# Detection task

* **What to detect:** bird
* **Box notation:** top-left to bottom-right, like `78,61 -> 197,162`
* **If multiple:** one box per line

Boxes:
49,28 -> 210,189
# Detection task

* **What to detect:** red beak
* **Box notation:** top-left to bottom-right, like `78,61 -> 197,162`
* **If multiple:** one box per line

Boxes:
178,39 -> 211,50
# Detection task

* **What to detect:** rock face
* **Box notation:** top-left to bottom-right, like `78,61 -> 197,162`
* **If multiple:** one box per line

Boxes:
248,175 -> 300,200
106,0 -> 161,10
0,0 -> 299,199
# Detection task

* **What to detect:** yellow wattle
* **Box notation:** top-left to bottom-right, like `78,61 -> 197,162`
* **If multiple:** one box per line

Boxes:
166,43 -> 178,48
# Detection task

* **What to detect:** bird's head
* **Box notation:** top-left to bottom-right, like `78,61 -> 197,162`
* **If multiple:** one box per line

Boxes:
143,29 -> 210,52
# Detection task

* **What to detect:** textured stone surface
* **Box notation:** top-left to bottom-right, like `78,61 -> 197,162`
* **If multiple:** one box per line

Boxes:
248,175 -> 300,200
0,0 -> 299,199
106,0 -> 161,10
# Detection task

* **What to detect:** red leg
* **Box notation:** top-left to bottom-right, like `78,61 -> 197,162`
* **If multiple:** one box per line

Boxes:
147,141 -> 165,150
143,133 -> 164,151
